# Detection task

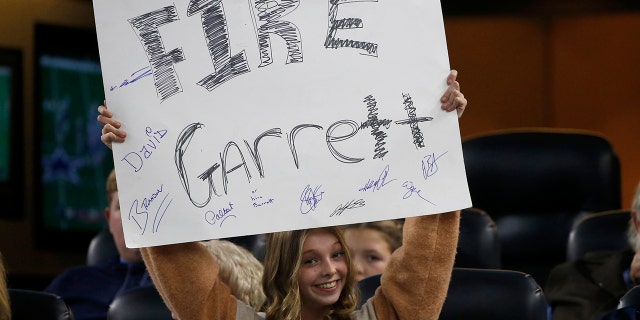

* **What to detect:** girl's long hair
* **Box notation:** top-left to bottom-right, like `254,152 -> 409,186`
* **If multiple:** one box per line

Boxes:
262,227 -> 358,320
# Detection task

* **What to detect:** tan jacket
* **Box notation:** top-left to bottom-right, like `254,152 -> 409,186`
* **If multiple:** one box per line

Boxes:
141,211 -> 460,320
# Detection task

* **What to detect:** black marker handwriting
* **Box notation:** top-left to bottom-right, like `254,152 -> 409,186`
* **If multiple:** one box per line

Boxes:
205,202 -> 236,227
395,93 -> 433,149
129,6 -> 185,101
330,199 -> 366,217
126,2 -> 387,102
174,120 -> 369,210
326,120 -> 364,164
251,0 -> 303,67
359,165 -> 397,192
300,184 -> 324,214
401,181 -> 435,205
422,151 -> 448,180
325,0 -> 378,56
361,95 -> 392,160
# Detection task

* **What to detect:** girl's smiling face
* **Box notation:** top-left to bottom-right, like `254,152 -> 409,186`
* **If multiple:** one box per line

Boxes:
298,229 -> 348,315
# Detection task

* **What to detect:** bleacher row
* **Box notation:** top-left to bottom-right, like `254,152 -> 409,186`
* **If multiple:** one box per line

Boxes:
8,127 -> 636,319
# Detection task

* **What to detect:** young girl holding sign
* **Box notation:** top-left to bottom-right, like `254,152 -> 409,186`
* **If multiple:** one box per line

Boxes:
98,70 -> 467,320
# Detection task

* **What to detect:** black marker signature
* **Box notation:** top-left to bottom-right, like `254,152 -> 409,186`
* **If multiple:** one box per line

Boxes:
359,165 -> 397,192
402,181 -> 435,205
330,199 -> 366,217
422,151 -> 448,180
300,184 -> 324,214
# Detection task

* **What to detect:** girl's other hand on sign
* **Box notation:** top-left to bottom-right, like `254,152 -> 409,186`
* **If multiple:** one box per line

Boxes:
441,69 -> 467,118
97,101 -> 126,150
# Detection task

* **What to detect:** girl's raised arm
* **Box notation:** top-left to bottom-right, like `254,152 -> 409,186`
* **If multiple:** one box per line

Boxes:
371,211 -> 461,320
141,242 -> 239,319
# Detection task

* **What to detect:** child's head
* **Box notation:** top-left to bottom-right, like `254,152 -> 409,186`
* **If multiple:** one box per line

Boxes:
262,227 -> 357,320
104,168 -> 142,263
342,220 -> 404,281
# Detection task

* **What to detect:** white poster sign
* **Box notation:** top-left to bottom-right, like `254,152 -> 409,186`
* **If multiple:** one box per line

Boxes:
93,0 -> 471,248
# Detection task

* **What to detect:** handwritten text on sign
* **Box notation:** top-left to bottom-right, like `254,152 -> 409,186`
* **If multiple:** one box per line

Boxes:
93,0 -> 471,248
